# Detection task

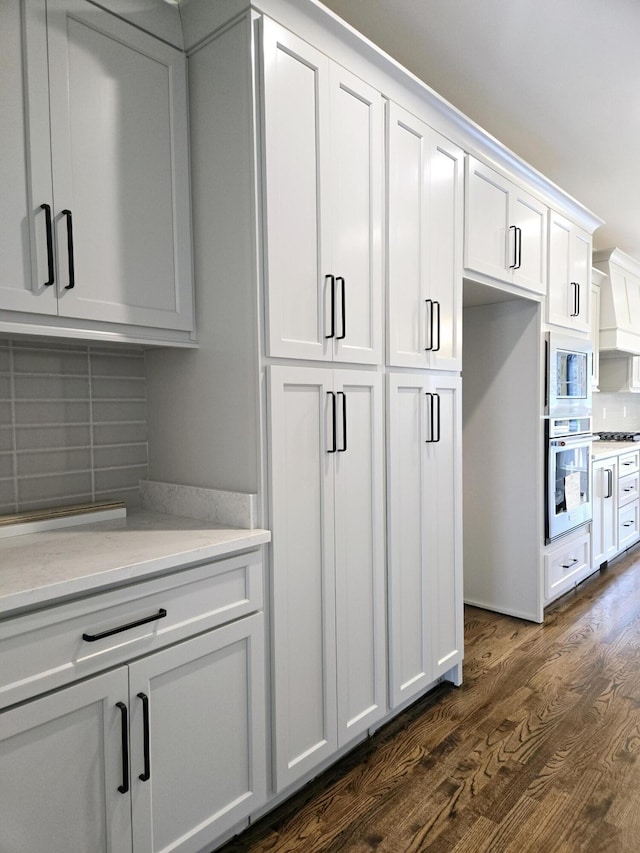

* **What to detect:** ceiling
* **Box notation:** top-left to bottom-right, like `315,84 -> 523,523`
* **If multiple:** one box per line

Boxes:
320,0 -> 640,263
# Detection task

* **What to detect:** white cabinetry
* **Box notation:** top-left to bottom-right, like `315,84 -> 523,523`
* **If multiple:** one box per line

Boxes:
591,269 -> 603,391
547,209 -> 591,332
592,456 -> 618,569
1,0 -> 193,343
0,551 -> 266,853
618,450 -> 640,552
387,103 -> 463,371
262,19 -> 383,364
544,528 -> 591,603
387,372 -> 463,707
268,365 -> 385,789
464,157 -> 547,295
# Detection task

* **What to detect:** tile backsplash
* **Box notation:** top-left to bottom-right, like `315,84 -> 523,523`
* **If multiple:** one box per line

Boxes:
593,390 -> 640,432
0,339 -> 148,515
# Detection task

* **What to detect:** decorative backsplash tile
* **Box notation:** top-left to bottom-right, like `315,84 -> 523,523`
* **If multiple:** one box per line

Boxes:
0,339 -> 148,515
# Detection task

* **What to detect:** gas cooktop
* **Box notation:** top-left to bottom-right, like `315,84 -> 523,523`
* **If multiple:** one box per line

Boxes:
595,431 -> 640,442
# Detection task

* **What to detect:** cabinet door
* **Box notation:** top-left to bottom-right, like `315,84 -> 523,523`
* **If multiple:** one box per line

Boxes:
129,615 -> 266,853
510,187 -> 547,295
548,210 -> 591,332
426,132 -> 464,370
387,103 -> 430,368
262,19 -> 332,360
464,157 -> 511,283
0,668 -> 131,853
330,66 -> 383,365
592,460 -> 618,569
387,373 -> 462,707
1,0 -> 57,314
268,365 -> 337,789
43,0 -> 192,330
571,225 -> 592,332
333,371 -> 386,746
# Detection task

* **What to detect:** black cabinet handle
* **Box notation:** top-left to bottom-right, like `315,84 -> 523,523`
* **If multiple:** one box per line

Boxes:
138,692 -> 151,782
561,558 -> 579,569
570,282 -> 580,317
516,226 -> 522,270
325,274 -> 335,339
337,391 -> 347,452
433,300 -> 441,352
623,521 -> 634,528
116,702 -> 129,794
509,225 -> 518,269
61,209 -> 75,289
39,203 -> 55,287
327,391 -> 337,453
336,276 -> 346,340
425,299 -> 434,351
425,392 -> 441,443
82,608 -> 167,642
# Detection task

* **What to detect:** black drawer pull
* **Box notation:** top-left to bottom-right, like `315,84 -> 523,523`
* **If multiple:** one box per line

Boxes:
561,558 -> 579,569
82,608 -> 167,642
39,203 -> 55,286
622,521 -> 634,528
61,209 -> 75,289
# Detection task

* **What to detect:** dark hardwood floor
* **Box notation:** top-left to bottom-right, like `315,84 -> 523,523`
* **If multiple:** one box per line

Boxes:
218,545 -> 640,852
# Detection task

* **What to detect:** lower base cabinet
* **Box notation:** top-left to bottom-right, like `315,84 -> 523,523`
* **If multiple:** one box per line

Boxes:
387,372 -> 463,707
592,457 -> 619,569
0,602 -> 266,853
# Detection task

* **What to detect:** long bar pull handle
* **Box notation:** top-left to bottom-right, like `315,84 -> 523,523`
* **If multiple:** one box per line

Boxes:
39,203 -> 55,286
605,468 -> 613,500
508,225 -> 518,269
325,274 -> 335,339
337,391 -> 347,452
336,276 -> 346,340
570,282 -> 579,317
516,226 -> 523,270
424,299 -> 434,351
327,392 -> 337,453
433,300 -> 441,353
138,693 -> 151,782
425,393 -> 441,443
61,209 -> 75,289
561,558 -> 579,569
82,608 -> 167,642
116,702 -> 129,794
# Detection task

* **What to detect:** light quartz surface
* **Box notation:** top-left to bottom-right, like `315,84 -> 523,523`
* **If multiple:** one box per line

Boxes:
139,480 -> 258,528
0,510 -> 270,618
592,440 -> 640,460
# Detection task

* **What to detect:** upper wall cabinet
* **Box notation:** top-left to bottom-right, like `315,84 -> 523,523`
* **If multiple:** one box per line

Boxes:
464,157 -> 547,296
546,209 -> 591,333
1,0 -> 193,343
387,102 -> 463,372
262,19 -> 383,364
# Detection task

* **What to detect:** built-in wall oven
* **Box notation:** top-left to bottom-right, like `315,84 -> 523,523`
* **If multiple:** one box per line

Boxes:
544,333 -> 593,543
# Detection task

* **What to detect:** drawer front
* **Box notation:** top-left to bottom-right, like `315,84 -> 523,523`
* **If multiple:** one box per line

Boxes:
0,549 -> 263,709
619,500 -> 640,552
618,450 -> 640,475
545,531 -> 591,603
618,471 -> 640,506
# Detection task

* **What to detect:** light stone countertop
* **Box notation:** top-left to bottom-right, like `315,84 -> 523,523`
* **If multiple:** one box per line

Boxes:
0,510 -> 270,618
592,440 -> 640,460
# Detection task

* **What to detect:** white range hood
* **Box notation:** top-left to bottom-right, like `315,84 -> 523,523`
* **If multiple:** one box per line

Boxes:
594,248 -> 640,356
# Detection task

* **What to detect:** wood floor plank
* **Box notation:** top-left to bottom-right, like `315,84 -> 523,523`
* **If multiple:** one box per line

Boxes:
218,544 -> 640,853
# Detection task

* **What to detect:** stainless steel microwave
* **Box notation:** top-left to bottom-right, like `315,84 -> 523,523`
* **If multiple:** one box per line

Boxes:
545,332 -> 592,419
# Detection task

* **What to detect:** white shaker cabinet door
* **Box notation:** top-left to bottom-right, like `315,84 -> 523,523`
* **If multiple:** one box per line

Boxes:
464,158 -> 512,283
387,372 -> 463,707
1,0 -> 56,315
388,104 -> 463,371
333,371 -> 386,745
0,668 -> 131,853
42,0 -> 192,330
262,20 -> 332,360
129,616 -> 266,853
330,66 -> 384,365
510,186 -> 547,295
547,209 -> 591,332
591,458 -> 618,570
268,366 -> 338,789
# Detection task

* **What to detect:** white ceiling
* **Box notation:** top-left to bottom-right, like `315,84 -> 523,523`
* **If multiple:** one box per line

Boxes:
320,0 -> 640,262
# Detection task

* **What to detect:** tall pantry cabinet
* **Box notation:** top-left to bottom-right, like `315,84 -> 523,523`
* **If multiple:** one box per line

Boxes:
172,0 -> 463,805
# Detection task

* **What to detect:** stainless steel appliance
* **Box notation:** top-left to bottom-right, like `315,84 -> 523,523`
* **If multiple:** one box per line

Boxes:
595,431 -> 640,442
545,332 -> 593,419
545,415 -> 592,542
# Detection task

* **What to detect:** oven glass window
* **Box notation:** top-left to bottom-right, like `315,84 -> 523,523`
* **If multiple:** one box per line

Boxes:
557,350 -> 588,399
554,444 -> 590,516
